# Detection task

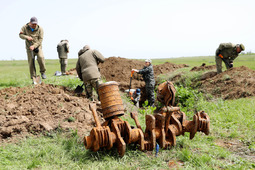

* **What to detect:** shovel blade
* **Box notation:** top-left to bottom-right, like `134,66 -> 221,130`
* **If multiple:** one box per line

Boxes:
32,75 -> 42,85
75,85 -> 84,94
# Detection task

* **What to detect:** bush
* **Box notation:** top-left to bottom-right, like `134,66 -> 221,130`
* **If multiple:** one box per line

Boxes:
175,85 -> 204,113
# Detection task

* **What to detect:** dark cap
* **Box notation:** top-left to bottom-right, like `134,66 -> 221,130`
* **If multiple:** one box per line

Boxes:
30,17 -> 38,24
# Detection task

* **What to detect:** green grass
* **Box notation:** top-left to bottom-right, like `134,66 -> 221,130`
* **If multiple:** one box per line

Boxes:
0,56 -> 255,169
151,54 -> 255,70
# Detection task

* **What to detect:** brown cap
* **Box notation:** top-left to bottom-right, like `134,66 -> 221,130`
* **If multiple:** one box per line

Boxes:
30,17 -> 38,24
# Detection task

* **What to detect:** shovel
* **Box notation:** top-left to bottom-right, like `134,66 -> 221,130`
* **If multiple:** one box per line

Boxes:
74,83 -> 84,94
30,42 -> 41,84
129,70 -> 135,93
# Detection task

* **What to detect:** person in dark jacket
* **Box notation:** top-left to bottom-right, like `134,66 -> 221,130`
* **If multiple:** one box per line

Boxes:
132,59 -> 155,107
76,45 -> 105,101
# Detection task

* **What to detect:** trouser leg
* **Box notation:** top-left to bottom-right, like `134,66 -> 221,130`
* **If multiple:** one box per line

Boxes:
60,59 -> 67,74
215,55 -> 222,74
146,83 -> 155,106
36,49 -> 46,74
84,81 -> 93,100
26,49 -> 36,79
91,78 -> 102,100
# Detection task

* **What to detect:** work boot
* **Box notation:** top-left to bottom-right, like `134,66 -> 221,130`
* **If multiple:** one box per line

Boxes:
41,73 -> 46,79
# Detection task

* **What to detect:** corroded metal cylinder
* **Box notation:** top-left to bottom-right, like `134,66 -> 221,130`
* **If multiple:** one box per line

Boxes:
98,81 -> 124,119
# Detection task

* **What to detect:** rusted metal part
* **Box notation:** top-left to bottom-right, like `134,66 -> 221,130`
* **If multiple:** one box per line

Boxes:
144,115 -> 156,151
130,112 -> 142,130
84,81 -> 210,157
98,81 -> 124,119
157,81 -> 176,106
182,111 -> 210,139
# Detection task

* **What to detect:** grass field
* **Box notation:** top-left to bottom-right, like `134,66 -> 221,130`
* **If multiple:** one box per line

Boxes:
0,55 -> 255,169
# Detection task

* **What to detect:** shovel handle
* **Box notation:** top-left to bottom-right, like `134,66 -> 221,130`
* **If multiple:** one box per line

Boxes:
131,70 -> 135,77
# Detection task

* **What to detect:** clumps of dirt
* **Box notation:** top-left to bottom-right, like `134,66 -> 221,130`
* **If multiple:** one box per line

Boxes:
198,66 -> 255,100
0,83 -> 104,143
190,63 -> 216,72
66,68 -> 77,75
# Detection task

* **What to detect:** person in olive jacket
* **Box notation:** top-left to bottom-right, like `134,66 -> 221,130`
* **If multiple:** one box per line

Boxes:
215,43 -> 245,73
19,17 -> 46,80
132,59 -> 155,107
57,40 -> 69,75
76,45 -> 105,100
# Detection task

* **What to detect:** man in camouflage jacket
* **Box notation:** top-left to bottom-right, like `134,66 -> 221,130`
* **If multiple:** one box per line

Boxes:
57,40 -> 69,75
133,59 -> 155,107
19,17 -> 46,80
215,43 -> 245,73
76,45 -> 105,100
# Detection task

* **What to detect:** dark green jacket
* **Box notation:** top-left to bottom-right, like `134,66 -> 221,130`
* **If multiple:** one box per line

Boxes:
138,65 -> 155,85
215,43 -> 239,63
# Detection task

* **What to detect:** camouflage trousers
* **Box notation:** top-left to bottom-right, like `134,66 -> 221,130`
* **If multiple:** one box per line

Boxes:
26,48 -> 46,79
83,77 -> 102,101
145,81 -> 155,106
215,55 -> 230,74
59,58 -> 68,74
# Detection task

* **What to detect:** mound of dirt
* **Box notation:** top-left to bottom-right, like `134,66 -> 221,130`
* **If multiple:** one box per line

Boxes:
0,84 -> 104,143
198,66 -> 255,99
190,63 -> 216,72
99,57 -> 187,91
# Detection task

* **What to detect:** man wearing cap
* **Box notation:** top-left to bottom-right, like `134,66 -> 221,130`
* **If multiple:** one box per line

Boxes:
132,59 -> 155,107
76,45 -> 105,101
57,40 -> 69,75
19,17 -> 46,80
215,43 -> 245,74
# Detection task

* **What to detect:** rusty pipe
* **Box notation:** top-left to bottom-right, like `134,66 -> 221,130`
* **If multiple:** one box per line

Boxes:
89,103 -> 101,127
130,112 -> 142,130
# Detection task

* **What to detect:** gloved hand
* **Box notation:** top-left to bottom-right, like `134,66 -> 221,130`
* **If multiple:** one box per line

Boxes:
229,63 -> 233,68
33,48 -> 39,53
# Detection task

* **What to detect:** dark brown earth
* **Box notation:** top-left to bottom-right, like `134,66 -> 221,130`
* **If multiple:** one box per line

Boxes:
198,66 -> 255,100
0,83 -> 103,144
190,63 -> 216,72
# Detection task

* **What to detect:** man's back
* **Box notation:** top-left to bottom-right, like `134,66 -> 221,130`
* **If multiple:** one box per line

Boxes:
77,49 -> 104,82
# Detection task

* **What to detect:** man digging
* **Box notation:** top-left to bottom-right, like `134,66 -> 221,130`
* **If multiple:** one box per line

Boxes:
215,43 -> 245,74
19,17 -> 46,83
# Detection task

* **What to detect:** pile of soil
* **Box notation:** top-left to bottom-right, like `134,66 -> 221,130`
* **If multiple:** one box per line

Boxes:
190,63 -> 216,72
0,84 -> 103,143
198,66 -> 255,99
99,57 -> 187,91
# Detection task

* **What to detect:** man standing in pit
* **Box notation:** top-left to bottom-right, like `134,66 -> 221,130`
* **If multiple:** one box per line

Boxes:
215,43 -> 245,74
132,59 -> 155,107
19,17 -> 46,81
57,40 -> 69,75
76,45 -> 105,101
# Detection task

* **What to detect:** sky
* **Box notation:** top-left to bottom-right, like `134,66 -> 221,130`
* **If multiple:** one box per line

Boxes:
0,0 -> 255,60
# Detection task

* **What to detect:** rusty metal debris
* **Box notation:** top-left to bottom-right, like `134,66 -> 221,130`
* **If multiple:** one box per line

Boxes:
84,81 -> 210,157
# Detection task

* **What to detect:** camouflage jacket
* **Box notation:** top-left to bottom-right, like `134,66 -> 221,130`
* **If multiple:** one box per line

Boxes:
57,41 -> 69,59
138,65 -> 155,85
215,43 -> 239,63
19,23 -> 44,50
